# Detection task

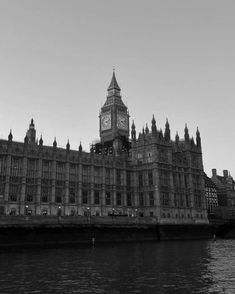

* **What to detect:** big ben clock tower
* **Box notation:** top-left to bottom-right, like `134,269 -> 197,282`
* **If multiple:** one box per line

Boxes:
98,71 -> 130,155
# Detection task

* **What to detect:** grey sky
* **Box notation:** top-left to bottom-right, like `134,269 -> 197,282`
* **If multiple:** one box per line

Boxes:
0,0 -> 234,177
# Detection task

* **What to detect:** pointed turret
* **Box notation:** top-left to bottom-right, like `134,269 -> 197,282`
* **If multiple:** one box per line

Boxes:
190,137 -> 195,148
145,123 -> 149,134
184,124 -> 189,142
131,120 -> 136,140
159,128 -> 163,140
66,139 -> 70,151
39,135 -> 43,146
151,115 -> 157,134
8,129 -> 13,142
24,133 -> 29,153
90,144 -> 94,154
79,142 -> 82,153
142,127 -> 145,136
30,118 -> 34,128
164,118 -> 171,141
53,137 -> 57,148
106,69 -> 123,99
175,131 -> 179,144
196,127 -> 201,149
26,118 -> 36,143
24,134 -> 29,144
108,70 -> 121,92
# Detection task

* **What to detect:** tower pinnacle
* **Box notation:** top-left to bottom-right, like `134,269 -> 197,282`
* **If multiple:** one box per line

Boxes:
107,70 -> 120,91
27,118 -> 36,143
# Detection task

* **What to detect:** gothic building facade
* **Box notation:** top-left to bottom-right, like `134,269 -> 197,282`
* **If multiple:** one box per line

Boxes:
0,72 -> 208,224
204,173 -> 218,216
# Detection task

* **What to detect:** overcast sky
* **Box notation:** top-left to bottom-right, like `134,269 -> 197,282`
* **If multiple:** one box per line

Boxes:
0,0 -> 234,177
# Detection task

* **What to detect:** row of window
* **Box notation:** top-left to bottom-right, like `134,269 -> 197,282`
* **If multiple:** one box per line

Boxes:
2,160 -> 204,192
8,208 -> 156,217
8,190 -> 156,206
0,157 -> 158,188
160,192 -> 203,208
162,212 -> 204,219
138,171 -> 154,187
2,172 -> 157,189
7,188 -> 204,208
5,166 -> 134,185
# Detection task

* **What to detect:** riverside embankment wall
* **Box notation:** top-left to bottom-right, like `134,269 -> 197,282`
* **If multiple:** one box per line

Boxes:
0,216 -> 217,247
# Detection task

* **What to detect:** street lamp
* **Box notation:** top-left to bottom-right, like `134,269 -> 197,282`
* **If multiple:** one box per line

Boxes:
87,207 -> 90,224
58,206 -> 61,217
25,205 -> 29,215
112,208 -> 115,223
135,208 -> 138,224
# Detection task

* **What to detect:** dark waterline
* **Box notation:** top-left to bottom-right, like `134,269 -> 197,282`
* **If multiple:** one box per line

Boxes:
0,240 -> 234,294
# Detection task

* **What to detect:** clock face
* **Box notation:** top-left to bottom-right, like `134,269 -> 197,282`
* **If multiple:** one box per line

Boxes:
117,113 -> 128,130
101,113 -> 111,131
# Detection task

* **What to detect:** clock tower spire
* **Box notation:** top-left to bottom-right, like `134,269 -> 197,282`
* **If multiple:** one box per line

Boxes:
98,70 -> 130,155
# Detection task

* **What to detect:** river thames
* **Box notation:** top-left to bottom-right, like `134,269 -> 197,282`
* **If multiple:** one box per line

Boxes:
0,239 -> 234,294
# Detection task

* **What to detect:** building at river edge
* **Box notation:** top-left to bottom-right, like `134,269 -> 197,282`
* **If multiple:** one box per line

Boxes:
0,72 -> 208,224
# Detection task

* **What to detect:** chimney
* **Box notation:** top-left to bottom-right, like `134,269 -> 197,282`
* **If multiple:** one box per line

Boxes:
212,169 -> 217,177
223,170 -> 229,178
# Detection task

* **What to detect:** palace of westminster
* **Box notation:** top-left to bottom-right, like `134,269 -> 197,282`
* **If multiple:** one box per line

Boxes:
0,72 -> 208,224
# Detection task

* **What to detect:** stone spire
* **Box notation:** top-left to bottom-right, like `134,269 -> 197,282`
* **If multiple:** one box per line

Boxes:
151,115 -> 157,133
131,120 -> 136,140
191,137 -> 195,147
145,123 -> 149,134
53,137 -> 57,148
164,118 -> 171,141
184,124 -> 189,142
107,70 -> 121,91
24,133 -> 29,144
8,129 -> 13,142
27,118 -> 36,143
196,127 -> 201,148
159,128 -> 163,140
142,127 -> 145,135
79,142 -> 82,153
39,135 -> 43,146
175,131 -> 179,144
66,139 -> 70,151
106,69 -> 122,101
30,118 -> 34,128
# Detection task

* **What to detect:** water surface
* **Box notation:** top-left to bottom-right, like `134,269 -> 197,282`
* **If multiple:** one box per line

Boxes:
0,240 -> 234,293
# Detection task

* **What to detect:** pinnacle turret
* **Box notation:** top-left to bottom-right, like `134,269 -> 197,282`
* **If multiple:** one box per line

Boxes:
145,124 -> 149,134
24,134 -> 29,144
39,135 -> 43,146
107,70 -> 120,91
151,115 -> 157,133
30,118 -> 35,128
66,139 -> 70,151
27,118 -> 36,143
131,120 -> 136,140
53,137 -> 57,148
164,118 -> 170,141
159,128 -> 163,140
8,129 -> 13,142
175,131 -> 179,144
191,137 -> 195,147
184,124 -> 189,142
196,127 -> 201,149
79,142 -> 83,152
106,70 -> 123,100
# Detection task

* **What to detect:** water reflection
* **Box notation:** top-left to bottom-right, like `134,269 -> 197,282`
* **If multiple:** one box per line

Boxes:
0,240 -> 234,293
